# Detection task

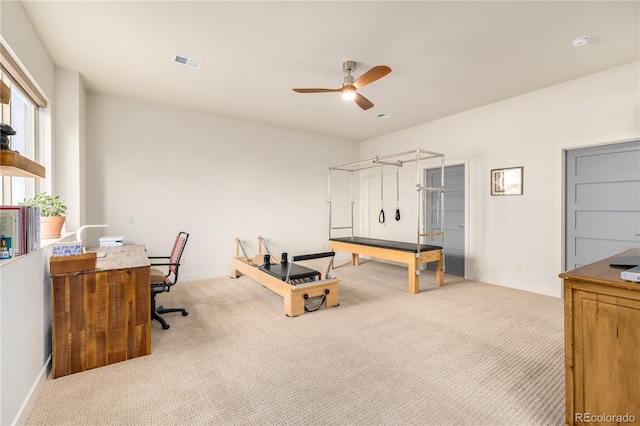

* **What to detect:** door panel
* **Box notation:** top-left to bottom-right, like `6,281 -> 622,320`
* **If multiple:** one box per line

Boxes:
566,141 -> 640,269
426,165 -> 465,276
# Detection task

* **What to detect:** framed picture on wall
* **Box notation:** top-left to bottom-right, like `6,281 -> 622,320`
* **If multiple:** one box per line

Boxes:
491,166 -> 523,196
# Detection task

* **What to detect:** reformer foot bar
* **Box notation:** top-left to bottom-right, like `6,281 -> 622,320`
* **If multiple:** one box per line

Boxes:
231,237 -> 340,317
329,237 -> 443,294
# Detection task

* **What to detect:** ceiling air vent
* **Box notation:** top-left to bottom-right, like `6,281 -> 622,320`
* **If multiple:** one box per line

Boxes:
172,54 -> 202,69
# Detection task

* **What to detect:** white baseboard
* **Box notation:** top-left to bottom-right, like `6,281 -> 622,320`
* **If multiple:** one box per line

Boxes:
181,268 -> 234,282
13,354 -> 51,426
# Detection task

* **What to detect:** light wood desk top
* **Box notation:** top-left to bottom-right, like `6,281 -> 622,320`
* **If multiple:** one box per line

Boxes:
87,245 -> 150,271
559,248 -> 640,290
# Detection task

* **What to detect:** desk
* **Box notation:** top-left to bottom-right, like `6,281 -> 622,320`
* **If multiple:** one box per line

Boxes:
559,249 -> 640,425
50,245 -> 151,378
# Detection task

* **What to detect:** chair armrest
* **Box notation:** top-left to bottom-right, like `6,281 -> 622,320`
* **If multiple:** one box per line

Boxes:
148,256 -> 173,267
149,261 -> 180,267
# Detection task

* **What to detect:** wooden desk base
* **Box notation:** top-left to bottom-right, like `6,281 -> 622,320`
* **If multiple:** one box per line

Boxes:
328,240 -> 444,294
559,249 -> 640,425
51,246 -> 151,378
231,257 -> 340,317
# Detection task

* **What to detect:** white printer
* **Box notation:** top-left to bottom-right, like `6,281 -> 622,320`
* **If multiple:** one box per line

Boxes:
621,266 -> 640,283
99,236 -> 124,247
613,256 -> 640,283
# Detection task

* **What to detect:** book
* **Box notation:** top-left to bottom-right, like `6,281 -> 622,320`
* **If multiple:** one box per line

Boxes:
0,208 -> 19,256
0,206 -> 41,257
26,206 -> 41,252
0,236 -> 11,259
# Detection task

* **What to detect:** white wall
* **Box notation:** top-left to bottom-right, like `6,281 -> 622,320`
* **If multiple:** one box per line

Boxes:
55,68 -> 86,231
359,61 -> 640,297
0,248 -> 53,426
85,94 -> 359,280
0,1 -> 54,100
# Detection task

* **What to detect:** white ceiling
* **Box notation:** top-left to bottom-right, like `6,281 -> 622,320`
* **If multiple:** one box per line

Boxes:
20,1 -> 640,142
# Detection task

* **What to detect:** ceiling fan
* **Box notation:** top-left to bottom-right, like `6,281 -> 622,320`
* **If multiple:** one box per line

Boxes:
293,61 -> 391,110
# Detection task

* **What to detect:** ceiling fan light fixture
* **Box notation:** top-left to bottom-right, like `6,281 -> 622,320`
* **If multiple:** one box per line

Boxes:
292,62 -> 391,110
342,89 -> 356,101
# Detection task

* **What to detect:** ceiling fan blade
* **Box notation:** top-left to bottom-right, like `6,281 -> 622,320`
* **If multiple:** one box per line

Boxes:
353,65 -> 391,89
354,93 -> 374,110
292,88 -> 341,93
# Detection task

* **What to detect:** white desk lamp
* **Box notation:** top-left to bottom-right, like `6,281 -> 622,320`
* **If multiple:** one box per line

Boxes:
75,224 -> 109,252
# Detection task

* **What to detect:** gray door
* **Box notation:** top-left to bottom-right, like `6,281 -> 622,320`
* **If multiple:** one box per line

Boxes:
566,141 -> 640,269
426,165 -> 465,276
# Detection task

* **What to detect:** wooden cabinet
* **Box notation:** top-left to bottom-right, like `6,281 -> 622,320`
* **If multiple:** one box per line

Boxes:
560,249 -> 640,426
50,245 -> 151,378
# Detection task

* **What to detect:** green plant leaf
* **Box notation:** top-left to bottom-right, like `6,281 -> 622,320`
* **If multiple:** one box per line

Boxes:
18,192 -> 67,217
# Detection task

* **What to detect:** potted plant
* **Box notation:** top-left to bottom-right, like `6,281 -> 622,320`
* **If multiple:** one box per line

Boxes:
20,192 -> 67,238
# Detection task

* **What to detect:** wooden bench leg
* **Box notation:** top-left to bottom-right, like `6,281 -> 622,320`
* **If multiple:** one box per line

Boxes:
325,288 -> 339,308
436,257 -> 444,287
285,293 -> 305,317
352,253 -> 360,266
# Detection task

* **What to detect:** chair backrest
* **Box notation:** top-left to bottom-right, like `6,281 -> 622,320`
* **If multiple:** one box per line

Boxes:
169,232 -> 189,276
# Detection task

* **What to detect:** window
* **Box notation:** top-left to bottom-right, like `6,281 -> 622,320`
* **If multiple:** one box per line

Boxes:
0,43 -> 46,205
0,75 -> 39,204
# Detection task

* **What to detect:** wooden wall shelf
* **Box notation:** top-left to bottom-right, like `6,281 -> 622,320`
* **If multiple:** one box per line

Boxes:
0,151 -> 45,178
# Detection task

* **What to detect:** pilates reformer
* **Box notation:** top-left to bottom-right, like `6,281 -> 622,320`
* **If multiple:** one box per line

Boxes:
231,236 -> 340,317
327,149 -> 446,294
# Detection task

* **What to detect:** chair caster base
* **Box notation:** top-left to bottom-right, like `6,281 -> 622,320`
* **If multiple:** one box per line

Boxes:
152,307 -> 187,329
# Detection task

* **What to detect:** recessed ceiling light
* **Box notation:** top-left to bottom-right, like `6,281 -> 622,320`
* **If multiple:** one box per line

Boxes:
375,113 -> 392,119
571,36 -> 591,47
172,54 -> 202,69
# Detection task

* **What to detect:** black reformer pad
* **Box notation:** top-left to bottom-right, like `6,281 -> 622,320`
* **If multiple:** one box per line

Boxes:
329,236 -> 441,253
259,263 -> 320,283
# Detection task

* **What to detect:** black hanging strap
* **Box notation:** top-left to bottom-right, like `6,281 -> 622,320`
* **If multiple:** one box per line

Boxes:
379,167 -> 385,224
395,166 -> 401,221
303,289 -> 330,313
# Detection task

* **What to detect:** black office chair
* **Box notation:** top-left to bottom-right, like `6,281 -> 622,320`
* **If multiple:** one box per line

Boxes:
149,231 -> 189,329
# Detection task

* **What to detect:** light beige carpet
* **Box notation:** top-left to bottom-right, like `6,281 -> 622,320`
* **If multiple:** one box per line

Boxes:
26,260 -> 564,425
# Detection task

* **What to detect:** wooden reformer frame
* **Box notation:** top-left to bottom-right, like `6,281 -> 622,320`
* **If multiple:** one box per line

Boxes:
231,236 -> 340,317
327,149 -> 446,294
